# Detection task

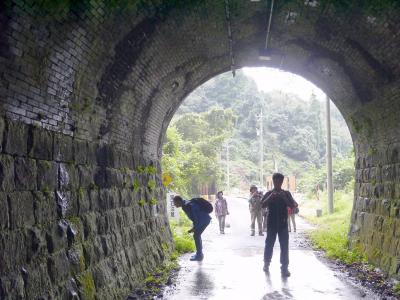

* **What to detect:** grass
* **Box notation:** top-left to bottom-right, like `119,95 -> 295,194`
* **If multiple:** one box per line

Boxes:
301,190 -> 367,264
394,282 -> 400,297
169,211 -> 195,254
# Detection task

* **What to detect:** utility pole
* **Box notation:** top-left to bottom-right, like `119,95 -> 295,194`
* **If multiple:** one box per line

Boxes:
326,96 -> 334,214
226,142 -> 230,192
259,108 -> 264,187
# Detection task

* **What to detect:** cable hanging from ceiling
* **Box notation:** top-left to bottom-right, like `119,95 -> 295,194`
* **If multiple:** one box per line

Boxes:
225,0 -> 236,77
259,0 -> 275,60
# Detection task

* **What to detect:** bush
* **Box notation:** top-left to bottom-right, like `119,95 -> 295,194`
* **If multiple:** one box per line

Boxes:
169,211 -> 195,254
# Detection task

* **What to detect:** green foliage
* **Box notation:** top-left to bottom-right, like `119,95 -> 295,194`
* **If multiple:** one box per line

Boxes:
147,179 -> 156,191
76,271 -> 95,300
138,199 -> 146,206
394,283 -> 400,296
150,197 -> 158,205
174,70 -> 353,190
137,166 -> 146,174
298,152 -> 355,195
42,185 -> 51,197
302,190 -> 367,264
132,178 -> 140,192
146,165 -> 157,175
169,211 -> 195,254
162,106 -> 236,196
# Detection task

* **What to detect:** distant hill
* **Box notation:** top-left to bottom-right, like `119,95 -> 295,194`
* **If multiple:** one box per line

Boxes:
172,69 -> 353,189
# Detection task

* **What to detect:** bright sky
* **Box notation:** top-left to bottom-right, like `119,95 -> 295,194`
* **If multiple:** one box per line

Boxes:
243,67 -> 326,101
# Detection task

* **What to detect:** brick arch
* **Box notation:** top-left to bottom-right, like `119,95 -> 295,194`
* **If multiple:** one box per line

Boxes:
0,0 -> 400,298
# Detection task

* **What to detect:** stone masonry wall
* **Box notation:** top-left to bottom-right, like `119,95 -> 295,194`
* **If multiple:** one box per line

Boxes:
349,83 -> 400,277
0,116 -> 172,299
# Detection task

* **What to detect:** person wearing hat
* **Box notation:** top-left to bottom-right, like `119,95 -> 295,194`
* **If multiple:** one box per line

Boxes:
249,185 -> 264,236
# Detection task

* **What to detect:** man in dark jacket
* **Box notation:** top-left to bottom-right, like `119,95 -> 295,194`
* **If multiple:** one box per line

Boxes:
261,173 -> 298,276
173,195 -> 211,261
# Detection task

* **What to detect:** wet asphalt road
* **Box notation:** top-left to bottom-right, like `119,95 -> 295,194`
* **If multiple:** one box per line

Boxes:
163,196 -> 380,300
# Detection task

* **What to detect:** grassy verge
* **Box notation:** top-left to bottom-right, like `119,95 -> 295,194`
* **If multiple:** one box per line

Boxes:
169,210 -> 195,254
300,190 -> 367,264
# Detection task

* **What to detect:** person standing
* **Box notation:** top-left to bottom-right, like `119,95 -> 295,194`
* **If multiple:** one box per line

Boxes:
173,195 -> 211,261
249,185 -> 263,236
214,191 -> 229,234
261,173 -> 298,276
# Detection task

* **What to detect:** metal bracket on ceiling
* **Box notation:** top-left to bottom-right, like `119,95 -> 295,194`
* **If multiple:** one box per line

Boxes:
225,0 -> 236,77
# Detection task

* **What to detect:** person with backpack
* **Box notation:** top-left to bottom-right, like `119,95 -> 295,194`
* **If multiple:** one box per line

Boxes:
173,195 -> 212,261
214,191 -> 229,234
261,173 -> 298,277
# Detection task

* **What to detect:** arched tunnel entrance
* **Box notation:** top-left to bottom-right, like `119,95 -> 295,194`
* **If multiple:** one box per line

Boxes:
0,0 -> 399,298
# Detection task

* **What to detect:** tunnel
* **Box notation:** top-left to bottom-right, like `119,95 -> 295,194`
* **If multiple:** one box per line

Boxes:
0,0 -> 399,298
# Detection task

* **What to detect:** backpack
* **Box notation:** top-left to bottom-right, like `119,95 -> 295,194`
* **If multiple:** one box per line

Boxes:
191,198 -> 213,214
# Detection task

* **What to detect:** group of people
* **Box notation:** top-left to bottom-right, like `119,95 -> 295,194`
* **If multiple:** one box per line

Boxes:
249,184 -> 297,235
172,172 -> 298,277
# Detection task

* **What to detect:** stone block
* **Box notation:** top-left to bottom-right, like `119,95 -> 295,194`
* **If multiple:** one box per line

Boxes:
77,165 -> 95,188
82,241 -> 100,268
26,227 -> 48,264
87,142 -> 97,165
58,163 -> 78,190
61,277 -> 80,300
47,251 -> 71,284
37,160 -> 58,191
0,117 -> 5,153
24,263 -> 52,300
0,274 -> 25,299
45,220 -> 68,254
0,155 -> 15,192
0,230 -> 26,276
8,191 -> 35,229
82,212 -> 96,241
105,168 -> 124,188
67,245 -> 85,275
0,192 -> 8,229
382,165 -> 394,181
88,188 -> 99,212
98,189 -> 120,211
14,157 -> 37,190
53,133 -> 73,162
388,143 -> 400,164
56,190 -> 78,218
96,144 -> 117,167
119,151 -> 134,169
78,187 -> 90,215
94,167 -> 107,188
74,138 -> 88,165
4,119 -> 28,156
33,191 -> 57,225
28,127 -> 53,160
120,189 -> 133,207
